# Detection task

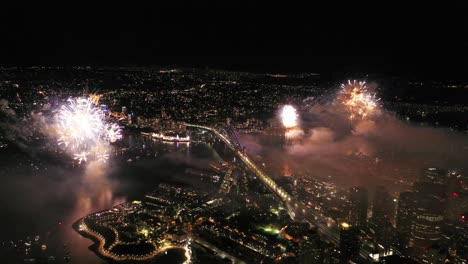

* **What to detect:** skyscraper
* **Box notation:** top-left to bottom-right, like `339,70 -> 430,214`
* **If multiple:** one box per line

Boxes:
395,192 -> 415,249
372,186 -> 395,223
339,222 -> 360,264
348,187 -> 368,228
410,182 -> 446,249
298,227 -> 337,264
445,170 -> 466,222
369,186 -> 396,250
423,167 -> 447,184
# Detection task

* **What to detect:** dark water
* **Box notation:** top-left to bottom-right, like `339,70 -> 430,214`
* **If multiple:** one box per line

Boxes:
0,135 -> 222,263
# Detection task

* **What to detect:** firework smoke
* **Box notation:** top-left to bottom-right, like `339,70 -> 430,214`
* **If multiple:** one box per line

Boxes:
239,81 -> 468,190
285,128 -> 305,139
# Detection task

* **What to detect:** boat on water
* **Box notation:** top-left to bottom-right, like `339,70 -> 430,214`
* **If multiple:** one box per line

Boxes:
151,132 -> 190,142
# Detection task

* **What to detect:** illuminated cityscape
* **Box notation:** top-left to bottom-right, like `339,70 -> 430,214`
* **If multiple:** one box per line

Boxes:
1,4 -> 468,264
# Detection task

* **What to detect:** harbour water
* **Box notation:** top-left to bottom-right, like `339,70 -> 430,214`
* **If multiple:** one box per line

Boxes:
0,134 -> 222,263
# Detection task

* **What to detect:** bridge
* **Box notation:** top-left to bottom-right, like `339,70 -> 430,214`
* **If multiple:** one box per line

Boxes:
185,123 -> 376,261
184,123 -> 298,217
219,165 -> 235,194
184,124 -> 292,201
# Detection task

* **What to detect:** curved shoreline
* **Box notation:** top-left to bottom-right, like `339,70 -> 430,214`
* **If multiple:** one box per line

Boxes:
73,218 -> 186,262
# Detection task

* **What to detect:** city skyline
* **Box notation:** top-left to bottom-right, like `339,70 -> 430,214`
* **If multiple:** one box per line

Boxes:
1,4 -> 468,264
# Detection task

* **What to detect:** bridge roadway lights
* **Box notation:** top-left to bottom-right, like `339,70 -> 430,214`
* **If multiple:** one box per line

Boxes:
185,123 -> 293,203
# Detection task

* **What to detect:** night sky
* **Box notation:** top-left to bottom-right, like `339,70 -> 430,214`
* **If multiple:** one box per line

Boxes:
1,3 -> 467,79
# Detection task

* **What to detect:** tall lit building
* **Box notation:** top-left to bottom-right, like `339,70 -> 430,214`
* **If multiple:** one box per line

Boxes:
445,170 -> 466,222
423,167 -> 447,184
457,222 -> 468,260
348,187 -> 368,228
369,186 -> 396,251
339,222 -> 360,264
421,168 -> 468,223
298,227 -> 337,264
368,216 -> 394,251
395,192 -> 415,249
372,186 -> 395,223
410,182 -> 446,249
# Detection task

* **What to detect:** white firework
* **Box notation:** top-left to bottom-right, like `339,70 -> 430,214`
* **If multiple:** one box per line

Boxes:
74,151 -> 89,164
96,152 -> 110,163
57,97 -> 104,149
56,96 -> 122,164
105,123 -> 122,143
92,143 -> 110,163
280,105 -> 298,128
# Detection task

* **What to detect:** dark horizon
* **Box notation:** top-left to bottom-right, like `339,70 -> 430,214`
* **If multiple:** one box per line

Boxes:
1,4 -> 467,81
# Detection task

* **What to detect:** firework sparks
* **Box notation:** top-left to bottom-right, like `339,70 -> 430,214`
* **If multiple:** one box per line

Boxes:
105,123 -> 122,143
57,97 -> 104,149
338,80 -> 380,120
74,151 -> 89,164
92,144 -> 110,163
95,152 -> 110,163
56,96 -> 122,164
280,105 -> 298,128
89,93 -> 103,105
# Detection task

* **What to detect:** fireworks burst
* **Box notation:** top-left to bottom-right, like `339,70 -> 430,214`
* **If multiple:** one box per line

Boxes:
56,97 -> 122,164
92,144 -> 111,163
95,152 -> 110,163
338,80 -> 380,120
89,93 -> 103,105
74,151 -> 89,164
105,123 -> 122,143
280,105 -> 298,128
57,98 -> 104,149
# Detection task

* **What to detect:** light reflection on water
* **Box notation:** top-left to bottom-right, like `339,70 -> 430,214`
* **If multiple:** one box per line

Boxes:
62,161 -> 126,264
0,135 -> 219,263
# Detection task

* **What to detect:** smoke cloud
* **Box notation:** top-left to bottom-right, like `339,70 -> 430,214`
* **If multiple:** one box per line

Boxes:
240,92 -> 468,192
